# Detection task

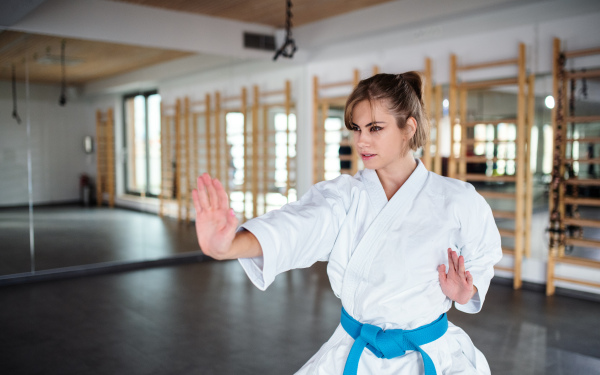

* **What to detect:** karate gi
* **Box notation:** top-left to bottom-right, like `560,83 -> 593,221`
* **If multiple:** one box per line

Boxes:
239,159 -> 502,374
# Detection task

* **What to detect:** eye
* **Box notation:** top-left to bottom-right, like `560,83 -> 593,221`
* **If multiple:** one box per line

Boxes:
352,126 -> 360,132
370,126 -> 382,132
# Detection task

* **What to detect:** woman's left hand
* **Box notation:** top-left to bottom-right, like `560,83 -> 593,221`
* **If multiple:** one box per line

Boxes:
438,248 -> 477,305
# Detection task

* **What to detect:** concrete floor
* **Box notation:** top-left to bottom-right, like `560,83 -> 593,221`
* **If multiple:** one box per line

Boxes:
1,261 -> 599,375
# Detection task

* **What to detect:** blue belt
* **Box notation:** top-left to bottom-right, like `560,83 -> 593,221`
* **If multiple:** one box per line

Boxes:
340,308 -> 448,375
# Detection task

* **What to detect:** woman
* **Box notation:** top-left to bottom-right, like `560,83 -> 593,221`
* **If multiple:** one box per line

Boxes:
193,72 -> 502,374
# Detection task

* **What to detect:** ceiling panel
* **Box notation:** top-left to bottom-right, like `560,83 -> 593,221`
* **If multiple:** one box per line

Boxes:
112,0 -> 396,28
0,30 -> 194,84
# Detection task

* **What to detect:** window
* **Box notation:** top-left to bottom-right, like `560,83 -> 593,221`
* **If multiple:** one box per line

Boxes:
123,91 -> 161,196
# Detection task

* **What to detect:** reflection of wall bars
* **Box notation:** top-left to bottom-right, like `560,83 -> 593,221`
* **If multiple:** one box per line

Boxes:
95,108 -> 115,207
547,38 -> 600,296
158,101 -> 177,218
253,81 -> 296,217
160,83 -> 296,223
450,43 -> 533,290
313,68 -> 363,183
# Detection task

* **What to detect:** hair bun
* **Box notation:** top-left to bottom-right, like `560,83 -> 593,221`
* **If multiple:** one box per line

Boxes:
400,71 -> 423,103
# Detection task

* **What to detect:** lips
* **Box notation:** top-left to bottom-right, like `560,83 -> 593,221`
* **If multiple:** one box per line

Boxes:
361,153 -> 376,160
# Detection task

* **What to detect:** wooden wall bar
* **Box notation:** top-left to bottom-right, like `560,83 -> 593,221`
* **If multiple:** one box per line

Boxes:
450,43 -> 531,290
547,38 -> 600,295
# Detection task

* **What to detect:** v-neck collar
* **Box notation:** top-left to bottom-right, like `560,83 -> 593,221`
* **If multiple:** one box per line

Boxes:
362,158 -> 429,212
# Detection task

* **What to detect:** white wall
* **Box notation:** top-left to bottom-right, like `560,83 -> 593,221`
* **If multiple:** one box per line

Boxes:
0,80 -> 96,206
5,5 -> 598,292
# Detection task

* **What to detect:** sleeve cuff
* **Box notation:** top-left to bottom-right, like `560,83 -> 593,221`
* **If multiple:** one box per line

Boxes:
454,281 -> 487,314
237,220 -> 278,291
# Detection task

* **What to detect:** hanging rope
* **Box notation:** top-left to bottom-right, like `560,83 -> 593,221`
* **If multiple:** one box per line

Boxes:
59,39 -> 67,106
273,0 -> 297,60
549,53 -> 566,251
12,64 -> 22,124
566,71 -> 582,250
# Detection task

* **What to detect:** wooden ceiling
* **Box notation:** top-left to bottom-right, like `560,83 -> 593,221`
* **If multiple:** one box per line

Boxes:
0,31 -> 194,84
113,0 -> 396,28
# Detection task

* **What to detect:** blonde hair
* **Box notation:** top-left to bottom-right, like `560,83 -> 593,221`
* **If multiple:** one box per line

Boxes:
344,72 -> 429,151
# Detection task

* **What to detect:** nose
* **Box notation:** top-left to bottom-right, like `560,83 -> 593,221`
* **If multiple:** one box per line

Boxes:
354,131 -> 370,149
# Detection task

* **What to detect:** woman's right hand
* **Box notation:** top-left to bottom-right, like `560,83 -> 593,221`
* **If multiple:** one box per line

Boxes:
192,173 -> 239,260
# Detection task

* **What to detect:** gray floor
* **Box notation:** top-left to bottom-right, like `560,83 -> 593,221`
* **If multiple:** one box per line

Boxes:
1,260 -> 599,375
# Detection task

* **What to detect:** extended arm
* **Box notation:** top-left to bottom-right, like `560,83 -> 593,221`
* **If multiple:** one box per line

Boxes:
192,173 -> 262,260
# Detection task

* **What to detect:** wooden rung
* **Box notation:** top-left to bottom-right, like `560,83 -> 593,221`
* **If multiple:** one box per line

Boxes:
564,197 -> 600,207
565,69 -> 600,80
464,139 -> 515,145
553,276 -> 600,289
565,115 -> 600,123
459,77 -> 518,90
501,246 -> 514,254
463,174 -> 516,182
319,80 -> 354,89
494,265 -> 513,272
565,237 -> 600,248
556,255 -> 600,269
479,191 -> 516,199
564,217 -> 600,228
564,47 -> 600,59
565,158 -> 600,164
565,179 -> 600,186
565,238 -> 600,248
457,58 -> 518,71
319,96 -> 352,105
260,90 -> 286,97
222,95 -> 241,102
493,210 -> 516,219
463,118 -> 517,127
498,228 -> 516,237
566,137 -> 600,143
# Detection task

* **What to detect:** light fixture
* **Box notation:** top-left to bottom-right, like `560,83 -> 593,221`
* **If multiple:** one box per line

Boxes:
545,95 -> 555,109
273,0 -> 297,60
442,99 -> 449,108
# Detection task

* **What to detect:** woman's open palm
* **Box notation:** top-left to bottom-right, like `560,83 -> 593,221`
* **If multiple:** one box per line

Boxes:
438,248 -> 476,305
192,173 -> 238,260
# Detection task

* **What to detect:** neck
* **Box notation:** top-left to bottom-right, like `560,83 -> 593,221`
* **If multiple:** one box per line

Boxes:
376,154 -> 418,200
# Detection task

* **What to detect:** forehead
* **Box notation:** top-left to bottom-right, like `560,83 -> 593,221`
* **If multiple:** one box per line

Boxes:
351,99 -> 393,123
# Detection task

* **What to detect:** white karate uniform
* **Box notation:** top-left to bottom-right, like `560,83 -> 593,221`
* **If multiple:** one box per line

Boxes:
239,159 -> 502,374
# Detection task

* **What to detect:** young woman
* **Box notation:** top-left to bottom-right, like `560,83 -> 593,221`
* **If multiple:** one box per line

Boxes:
193,72 -> 502,374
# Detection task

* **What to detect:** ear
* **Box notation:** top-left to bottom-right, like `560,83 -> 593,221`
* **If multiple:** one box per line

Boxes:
405,117 -> 417,140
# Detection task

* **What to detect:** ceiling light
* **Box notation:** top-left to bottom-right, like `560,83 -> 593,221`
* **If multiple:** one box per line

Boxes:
545,95 -> 555,109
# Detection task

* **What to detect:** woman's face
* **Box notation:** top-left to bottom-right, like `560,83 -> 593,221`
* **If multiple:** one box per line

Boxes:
350,99 -> 414,172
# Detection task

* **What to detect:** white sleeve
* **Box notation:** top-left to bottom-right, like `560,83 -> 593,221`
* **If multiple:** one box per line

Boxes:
454,187 -> 503,313
238,180 -> 349,291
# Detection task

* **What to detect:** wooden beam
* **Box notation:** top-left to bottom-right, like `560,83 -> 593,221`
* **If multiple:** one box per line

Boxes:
434,84 -> 443,175
565,237 -> 600,248
564,197 -> 600,207
449,54 -> 457,178
252,86 -> 259,219
564,115 -> 600,123
459,77 -> 518,90
457,58 -> 518,71
556,255 -> 600,269
285,80 -> 292,200
564,217 -> 600,228
564,47 -> 600,58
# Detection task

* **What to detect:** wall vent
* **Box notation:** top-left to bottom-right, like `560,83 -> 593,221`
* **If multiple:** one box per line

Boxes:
243,32 -> 276,51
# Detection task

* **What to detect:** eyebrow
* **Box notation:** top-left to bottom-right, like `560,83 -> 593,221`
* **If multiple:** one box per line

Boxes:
351,121 -> 384,127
